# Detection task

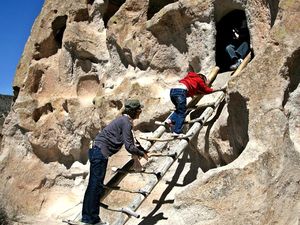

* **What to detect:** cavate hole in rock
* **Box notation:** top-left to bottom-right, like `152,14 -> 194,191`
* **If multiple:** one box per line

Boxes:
73,8 -> 90,22
32,103 -> 54,122
76,59 -> 93,73
13,86 -> 20,102
62,100 -> 69,113
109,100 -> 123,110
24,66 -> 45,94
135,122 -> 155,133
52,15 -> 67,49
33,15 -> 67,60
77,75 -> 100,104
283,49 -> 300,107
268,0 -> 279,27
32,144 -> 74,169
227,92 -> 249,156
136,112 -> 175,133
103,0 -> 126,27
215,10 -> 251,72
30,70 -> 44,93
147,0 -> 178,20
87,0 -> 95,5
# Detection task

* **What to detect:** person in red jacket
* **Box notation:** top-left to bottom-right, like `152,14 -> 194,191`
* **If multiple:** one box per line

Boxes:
168,71 -> 225,135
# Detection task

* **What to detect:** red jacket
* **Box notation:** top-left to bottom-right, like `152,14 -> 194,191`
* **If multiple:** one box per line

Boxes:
179,72 -> 213,97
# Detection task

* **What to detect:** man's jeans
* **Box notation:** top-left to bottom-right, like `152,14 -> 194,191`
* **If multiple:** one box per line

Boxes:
82,146 -> 108,224
169,88 -> 187,134
225,41 -> 249,62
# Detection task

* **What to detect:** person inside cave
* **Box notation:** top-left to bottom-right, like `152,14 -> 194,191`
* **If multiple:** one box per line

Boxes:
225,18 -> 250,70
216,10 -> 251,71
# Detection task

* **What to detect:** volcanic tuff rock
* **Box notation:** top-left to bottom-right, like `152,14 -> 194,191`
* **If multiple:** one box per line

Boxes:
0,0 -> 299,224
0,95 -> 13,147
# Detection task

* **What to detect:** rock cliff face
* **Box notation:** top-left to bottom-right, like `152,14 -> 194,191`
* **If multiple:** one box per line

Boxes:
0,95 -> 13,146
0,0 -> 299,224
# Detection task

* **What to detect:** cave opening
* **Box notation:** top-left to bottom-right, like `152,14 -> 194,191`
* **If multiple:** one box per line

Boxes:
30,70 -> 44,93
269,0 -> 279,27
87,0 -> 95,5
103,0 -> 126,27
283,49 -> 300,107
33,15 -> 67,60
52,15 -> 67,49
13,86 -> 20,102
147,0 -> 178,20
32,103 -> 54,122
215,10 -> 251,72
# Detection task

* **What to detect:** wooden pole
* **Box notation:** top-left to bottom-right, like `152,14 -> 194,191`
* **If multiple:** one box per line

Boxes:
232,52 -> 251,76
186,92 -> 225,124
207,66 -> 220,83
187,66 -> 220,108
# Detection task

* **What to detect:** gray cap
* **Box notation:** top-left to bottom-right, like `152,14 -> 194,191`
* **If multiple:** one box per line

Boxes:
125,99 -> 144,110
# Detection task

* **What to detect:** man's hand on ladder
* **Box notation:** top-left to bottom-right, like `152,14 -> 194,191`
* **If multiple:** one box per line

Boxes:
132,155 -> 144,171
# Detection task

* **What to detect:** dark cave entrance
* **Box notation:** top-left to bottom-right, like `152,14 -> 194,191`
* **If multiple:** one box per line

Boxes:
103,0 -> 126,27
52,15 -> 67,49
215,10 -> 251,72
147,0 -> 178,20
33,15 -> 67,60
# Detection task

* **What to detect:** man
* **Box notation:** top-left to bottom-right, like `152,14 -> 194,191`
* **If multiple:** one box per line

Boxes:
168,71 -> 225,136
225,19 -> 250,70
81,99 -> 148,225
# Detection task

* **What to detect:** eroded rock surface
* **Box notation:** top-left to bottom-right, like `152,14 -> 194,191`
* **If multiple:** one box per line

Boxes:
0,95 -> 13,147
0,0 -> 299,224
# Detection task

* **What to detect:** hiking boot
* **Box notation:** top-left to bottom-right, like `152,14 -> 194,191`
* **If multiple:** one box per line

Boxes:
230,58 -> 243,70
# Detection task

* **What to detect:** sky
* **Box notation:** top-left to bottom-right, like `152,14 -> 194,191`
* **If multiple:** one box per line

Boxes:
0,1 -> 44,95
